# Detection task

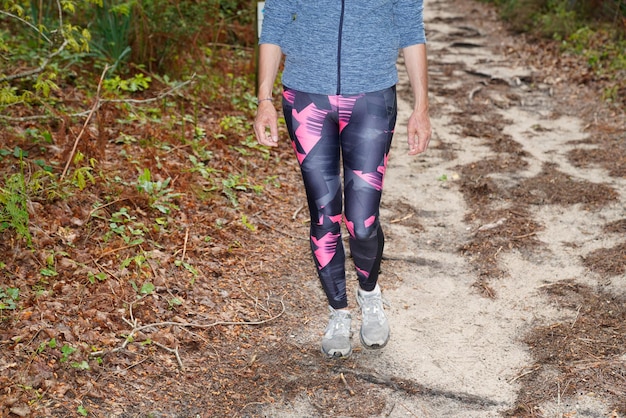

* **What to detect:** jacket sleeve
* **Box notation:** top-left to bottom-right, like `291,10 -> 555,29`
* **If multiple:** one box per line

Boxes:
258,0 -> 293,47
393,0 -> 426,48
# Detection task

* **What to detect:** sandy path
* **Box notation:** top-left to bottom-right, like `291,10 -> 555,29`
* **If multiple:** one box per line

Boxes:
263,0 -> 625,415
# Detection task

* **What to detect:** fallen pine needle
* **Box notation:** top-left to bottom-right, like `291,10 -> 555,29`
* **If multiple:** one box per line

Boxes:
508,366 -> 540,383
89,297 -> 286,359
390,213 -> 414,224
340,372 -> 355,396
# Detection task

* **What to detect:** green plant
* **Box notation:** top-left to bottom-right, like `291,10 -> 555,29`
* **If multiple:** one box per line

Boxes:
22,128 -> 54,144
139,281 -> 154,295
232,90 -> 257,112
264,175 -> 281,189
602,83 -> 619,102
0,171 -> 31,245
168,297 -> 183,308
188,155 -> 218,180
231,135 -> 270,159
136,168 -> 180,214
59,343 -> 90,370
87,271 -> 108,284
0,0 -> 97,111
128,0 -> 253,73
0,147 -> 63,243
40,266 -> 58,277
36,338 -> 57,355
222,173 -> 262,207
174,259 -> 199,282
60,344 -> 77,362
71,360 -> 90,370
103,73 -> 151,93
129,279 -> 154,295
536,0 -> 579,39
103,207 -> 146,245
240,214 -> 256,231
89,0 -> 133,73
493,0 -> 625,38
77,404 -> 88,416
0,287 -> 19,311
219,114 -> 247,135
121,253 -> 147,270
70,151 -> 97,191
486,0 -> 625,107
40,250 -> 70,278
564,26 -> 626,73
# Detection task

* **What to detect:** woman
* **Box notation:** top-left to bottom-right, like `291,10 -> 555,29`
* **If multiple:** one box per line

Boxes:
254,0 -> 431,358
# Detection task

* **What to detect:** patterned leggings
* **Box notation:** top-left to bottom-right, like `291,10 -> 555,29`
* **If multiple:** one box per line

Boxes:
282,86 -> 397,309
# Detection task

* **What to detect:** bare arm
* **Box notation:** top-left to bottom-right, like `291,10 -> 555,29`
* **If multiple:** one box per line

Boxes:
253,43 -> 283,147
403,43 -> 432,155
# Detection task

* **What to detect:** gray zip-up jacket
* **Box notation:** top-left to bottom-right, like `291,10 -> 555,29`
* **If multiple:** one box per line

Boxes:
259,0 -> 426,95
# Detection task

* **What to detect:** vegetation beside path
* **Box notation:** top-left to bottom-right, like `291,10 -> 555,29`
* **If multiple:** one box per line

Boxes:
0,0 -> 624,416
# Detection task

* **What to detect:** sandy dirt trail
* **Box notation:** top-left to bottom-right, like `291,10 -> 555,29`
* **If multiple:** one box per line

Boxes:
263,0 -> 625,416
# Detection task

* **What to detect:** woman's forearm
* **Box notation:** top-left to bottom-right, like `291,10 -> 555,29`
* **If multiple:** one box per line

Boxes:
402,43 -> 431,155
257,43 -> 283,100
403,43 -> 429,114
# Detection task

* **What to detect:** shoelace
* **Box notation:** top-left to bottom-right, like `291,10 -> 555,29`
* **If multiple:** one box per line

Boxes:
361,295 -> 389,322
329,312 -> 351,336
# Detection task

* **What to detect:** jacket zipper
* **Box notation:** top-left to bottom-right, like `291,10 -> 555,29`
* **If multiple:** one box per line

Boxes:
337,0 -> 345,95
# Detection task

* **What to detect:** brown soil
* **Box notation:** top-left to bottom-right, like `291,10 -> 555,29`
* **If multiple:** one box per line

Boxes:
1,0 -> 625,416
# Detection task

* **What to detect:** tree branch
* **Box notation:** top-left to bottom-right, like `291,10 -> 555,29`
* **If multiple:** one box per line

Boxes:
0,76 -> 196,122
60,64 -> 110,181
0,10 -> 53,44
0,39 -> 68,83
88,296 -> 286,361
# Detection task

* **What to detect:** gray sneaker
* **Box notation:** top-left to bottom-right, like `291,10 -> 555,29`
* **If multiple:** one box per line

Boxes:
356,285 -> 390,349
321,307 -> 352,358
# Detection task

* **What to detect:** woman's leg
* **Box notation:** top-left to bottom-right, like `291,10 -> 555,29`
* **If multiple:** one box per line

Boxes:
282,86 -> 397,354
282,86 -> 397,304
282,88 -> 348,309
340,86 -> 396,349
341,87 -> 397,291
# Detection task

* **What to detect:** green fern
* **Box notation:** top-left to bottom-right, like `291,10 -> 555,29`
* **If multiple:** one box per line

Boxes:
0,173 -> 31,245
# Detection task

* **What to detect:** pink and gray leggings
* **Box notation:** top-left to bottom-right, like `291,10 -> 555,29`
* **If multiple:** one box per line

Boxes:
282,86 -> 397,309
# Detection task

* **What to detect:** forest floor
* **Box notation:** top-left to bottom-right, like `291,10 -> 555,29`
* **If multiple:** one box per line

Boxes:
1,0 -> 625,417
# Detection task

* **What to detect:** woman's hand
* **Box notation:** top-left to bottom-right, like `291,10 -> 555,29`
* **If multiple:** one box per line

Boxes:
254,100 -> 279,147
407,110 -> 431,155
253,43 -> 283,147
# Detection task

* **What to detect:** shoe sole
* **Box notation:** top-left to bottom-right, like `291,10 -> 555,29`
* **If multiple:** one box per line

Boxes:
360,332 -> 389,350
321,347 -> 352,358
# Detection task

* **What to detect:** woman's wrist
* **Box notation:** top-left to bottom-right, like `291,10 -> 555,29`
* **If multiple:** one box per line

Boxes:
257,97 -> 273,105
